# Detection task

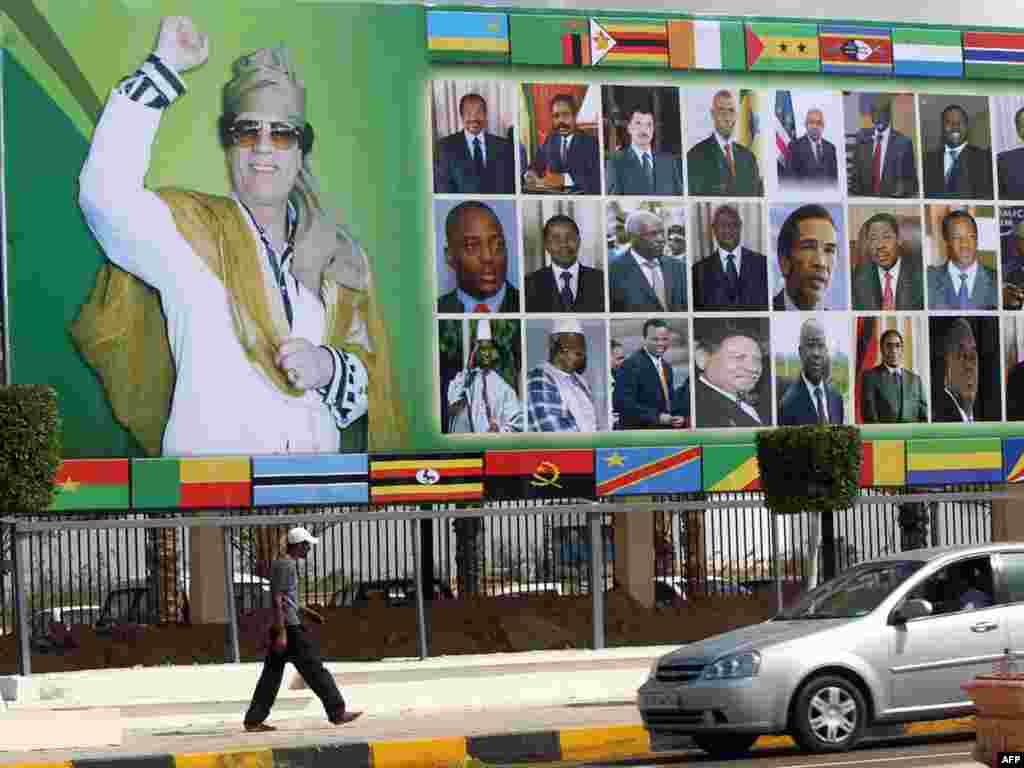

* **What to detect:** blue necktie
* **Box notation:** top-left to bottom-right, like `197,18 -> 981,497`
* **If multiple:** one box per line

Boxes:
473,137 -> 484,177
642,153 -> 653,190
957,273 -> 969,309
559,271 -> 574,311
725,253 -> 740,302
945,148 -> 959,192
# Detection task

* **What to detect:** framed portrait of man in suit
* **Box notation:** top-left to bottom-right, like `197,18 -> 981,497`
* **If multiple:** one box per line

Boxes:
606,200 -> 688,314
431,80 -> 520,196
769,89 -> 845,200
692,317 -> 771,429
769,203 -> 849,311
601,85 -> 684,197
522,199 -> 606,313
929,316 -> 1001,423
992,96 -> 1024,202
849,205 -> 924,312
918,94 -> 994,201
609,317 -> 690,430
685,87 -> 764,198
1003,316 -> 1024,420
923,204 -> 999,311
1001,206 -> 1024,309
519,84 -> 601,196
691,201 -> 768,312
843,91 -> 919,199
773,313 -> 851,426
853,315 -> 928,424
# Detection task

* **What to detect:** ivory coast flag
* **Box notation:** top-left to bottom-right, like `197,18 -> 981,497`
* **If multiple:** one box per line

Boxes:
746,22 -> 820,72
703,445 -> 761,492
667,19 -> 746,71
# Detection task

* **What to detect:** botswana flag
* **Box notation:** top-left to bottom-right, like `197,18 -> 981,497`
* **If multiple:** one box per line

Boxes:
370,453 -> 484,504
485,449 -> 596,501
252,454 -> 368,506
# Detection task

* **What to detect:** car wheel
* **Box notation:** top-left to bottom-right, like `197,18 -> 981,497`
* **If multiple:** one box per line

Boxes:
692,733 -> 758,758
791,675 -> 866,753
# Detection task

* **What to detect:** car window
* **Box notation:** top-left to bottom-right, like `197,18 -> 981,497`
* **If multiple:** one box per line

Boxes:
779,560 -> 923,619
906,555 -> 996,616
1000,553 -> 1024,604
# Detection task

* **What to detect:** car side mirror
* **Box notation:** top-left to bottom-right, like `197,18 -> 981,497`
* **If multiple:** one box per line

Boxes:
892,598 -> 933,624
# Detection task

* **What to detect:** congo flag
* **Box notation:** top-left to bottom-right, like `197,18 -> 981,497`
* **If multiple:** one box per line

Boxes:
486,450 -> 595,500
703,445 -> 761,492
596,447 -> 701,497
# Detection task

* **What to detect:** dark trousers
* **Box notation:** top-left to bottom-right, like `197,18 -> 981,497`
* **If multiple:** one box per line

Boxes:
245,624 -> 345,724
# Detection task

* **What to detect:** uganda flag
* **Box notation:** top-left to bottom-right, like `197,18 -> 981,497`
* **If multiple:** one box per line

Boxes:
132,457 -> 251,509
746,22 -> 820,73
859,441 -> 905,487
703,445 -> 760,492
370,453 -> 483,504
49,459 -> 130,511
485,450 -> 595,500
596,447 -> 701,497
509,14 -> 591,66
1004,438 -> 1024,484
819,25 -> 893,75
252,454 -> 368,506
589,18 -> 669,68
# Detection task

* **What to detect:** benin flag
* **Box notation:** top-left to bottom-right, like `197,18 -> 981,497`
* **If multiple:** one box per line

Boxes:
49,459 -> 130,511
860,441 -> 906,487
667,19 -> 746,71
703,445 -> 760,492
510,15 -> 591,66
370,453 -> 483,503
746,22 -> 820,72
590,18 -> 669,68
486,450 -> 595,500
132,457 -> 251,509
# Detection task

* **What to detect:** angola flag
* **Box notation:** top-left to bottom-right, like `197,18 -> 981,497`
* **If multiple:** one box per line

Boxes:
370,453 -> 483,504
485,449 -> 595,500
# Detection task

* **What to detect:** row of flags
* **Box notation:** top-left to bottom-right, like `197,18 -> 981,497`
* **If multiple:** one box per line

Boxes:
46,437 -> 1023,511
427,11 -> 1024,80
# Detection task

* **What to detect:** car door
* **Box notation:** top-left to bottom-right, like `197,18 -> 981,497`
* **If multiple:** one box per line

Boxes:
888,555 -> 1007,712
992,551 -> 1024,672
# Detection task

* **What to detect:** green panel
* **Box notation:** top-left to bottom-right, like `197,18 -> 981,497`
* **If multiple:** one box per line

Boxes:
907,438 -> 1002,455
4,54 -> 143,459
965,63 -> 1024,80
509,14 -> 586,66
49,485 -> 130,511
132,458 -> 181,509
892,28 -> 961,46
702,444 -> 755,487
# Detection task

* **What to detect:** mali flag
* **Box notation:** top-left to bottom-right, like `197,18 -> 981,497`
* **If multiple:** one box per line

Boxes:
49,459 -> 130,511
746,22 -> 820,72
486,450 -> 595,500
132,457 -> 251,509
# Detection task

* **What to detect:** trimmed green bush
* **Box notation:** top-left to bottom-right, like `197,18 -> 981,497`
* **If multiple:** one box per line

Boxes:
756,425 -> 862,516
0,385 -> 62,514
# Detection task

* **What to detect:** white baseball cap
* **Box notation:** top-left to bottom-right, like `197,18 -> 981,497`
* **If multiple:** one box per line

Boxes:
287,527 -> 319,546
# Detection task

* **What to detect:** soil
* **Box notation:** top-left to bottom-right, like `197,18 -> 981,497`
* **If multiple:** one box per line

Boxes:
0,590 -> 793,675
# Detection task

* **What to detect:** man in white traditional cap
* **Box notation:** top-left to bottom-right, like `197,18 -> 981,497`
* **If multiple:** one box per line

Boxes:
526,318 -> 597,432
245,527 -> 359,730
74,15 -> 403,457
446,318 -> 523,433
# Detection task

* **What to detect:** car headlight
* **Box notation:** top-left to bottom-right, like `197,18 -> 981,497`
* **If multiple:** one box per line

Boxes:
701,651 -> 761,680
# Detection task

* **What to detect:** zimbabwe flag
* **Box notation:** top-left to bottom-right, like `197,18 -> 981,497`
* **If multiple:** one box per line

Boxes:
370,453 -> 483,503
485,449 -> 595,500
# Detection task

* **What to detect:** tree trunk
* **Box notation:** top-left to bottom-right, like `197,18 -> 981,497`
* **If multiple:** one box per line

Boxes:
453,518 -> 485,596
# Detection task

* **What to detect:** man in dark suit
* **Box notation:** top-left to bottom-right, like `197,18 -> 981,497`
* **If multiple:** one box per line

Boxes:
923,104 -> 993,199
932,319 -> 983,422
438,201 -> 520,313
615,319 -> 687,429
773,204 -> 840,311
851,212 -> 924,310
860,329 -> 928,423
998,107 -> 1024,200
433,93 -> 515,194
605,104 -> 684,196
523,94 -> 600,195
609,210 -> 687,312
1006,358 -> 1024,421
1003,219 -> 1024,309
692,204 -> 768,311
524,214 -> 605,312
926,210 -> 998,310
779,318 -> 845,425
850,97 -> 918,198
687,90 -> 763,197
788,108 -> 839,184
694,322 -> 767,428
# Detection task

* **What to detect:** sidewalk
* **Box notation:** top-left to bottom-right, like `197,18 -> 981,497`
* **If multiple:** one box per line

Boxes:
0,646 -> 978,767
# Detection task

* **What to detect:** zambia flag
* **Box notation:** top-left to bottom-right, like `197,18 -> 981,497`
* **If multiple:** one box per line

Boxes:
510,14 -> 591,66
746,22 -> 820,72
485,450 -> 595,500
370,453 -> 483,504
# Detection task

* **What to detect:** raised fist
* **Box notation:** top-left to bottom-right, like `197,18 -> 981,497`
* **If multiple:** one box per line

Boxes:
154,16 -> 210,74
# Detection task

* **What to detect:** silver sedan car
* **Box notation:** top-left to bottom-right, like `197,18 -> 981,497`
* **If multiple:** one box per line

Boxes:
638,542 -> 1024,757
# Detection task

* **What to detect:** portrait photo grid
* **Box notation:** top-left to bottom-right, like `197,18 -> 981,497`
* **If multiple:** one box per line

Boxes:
430,78 -> 1024,436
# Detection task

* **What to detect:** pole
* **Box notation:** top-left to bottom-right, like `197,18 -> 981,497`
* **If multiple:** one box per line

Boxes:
588,509 -> 605,650
222,527 -> 240,664
12,524 -> 30,676
411,518 -> 428,659
821,509 -> 837,582
772,513 -> 782,615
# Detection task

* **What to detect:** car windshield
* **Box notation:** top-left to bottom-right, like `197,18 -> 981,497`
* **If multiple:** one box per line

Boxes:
777,560 -> 924,619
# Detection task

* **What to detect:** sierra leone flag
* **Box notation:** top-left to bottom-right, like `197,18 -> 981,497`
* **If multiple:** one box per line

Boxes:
893,28 -> 963,78
252,454 -> 368,506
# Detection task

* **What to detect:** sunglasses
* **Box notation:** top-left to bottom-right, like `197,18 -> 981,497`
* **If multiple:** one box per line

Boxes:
228,120 -> 303,150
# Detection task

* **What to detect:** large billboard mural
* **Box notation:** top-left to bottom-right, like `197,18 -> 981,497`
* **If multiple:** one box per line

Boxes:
5,3 -> 1024,461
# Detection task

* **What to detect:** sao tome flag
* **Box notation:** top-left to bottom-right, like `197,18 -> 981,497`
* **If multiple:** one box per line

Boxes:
746,22 -> 820,73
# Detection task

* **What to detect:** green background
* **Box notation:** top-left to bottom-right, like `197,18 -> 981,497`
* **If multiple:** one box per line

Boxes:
5,1 -> 1024,459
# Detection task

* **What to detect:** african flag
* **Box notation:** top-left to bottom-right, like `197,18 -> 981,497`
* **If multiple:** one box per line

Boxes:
596,447 -> 701,496
370,453 -> 483,504
907,439 -> 1002,485
820,25 -> 893,75
703,445 -> 760,492
49,459 -> 130,511
1004,438 -> 1024,484
860,441 -> 906,487
486,449 -> 595,500
746,22 -> 820,73
509,14 -> 591,66
132,457 -> 251,509
589,18 -> 669,68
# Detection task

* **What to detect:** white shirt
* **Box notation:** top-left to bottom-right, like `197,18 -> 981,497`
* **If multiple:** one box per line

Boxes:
543,362 -> 596,432
802,373 -> 831,423
714,132 -> 735,156
944,141 -> 967,177
877,257 -> 902,298
464,129 -> 487,164
944,386 -> 974,422
699,375 -> 761,424
550,260 -> 580,302
79,90 -> 367,456
946,260 -> 979,300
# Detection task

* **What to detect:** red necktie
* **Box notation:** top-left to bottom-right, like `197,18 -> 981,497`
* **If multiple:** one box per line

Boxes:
474,303 -> 490,313
725,143 -> 736,177
882,271 -> 894,310
871,136 -> 882,194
